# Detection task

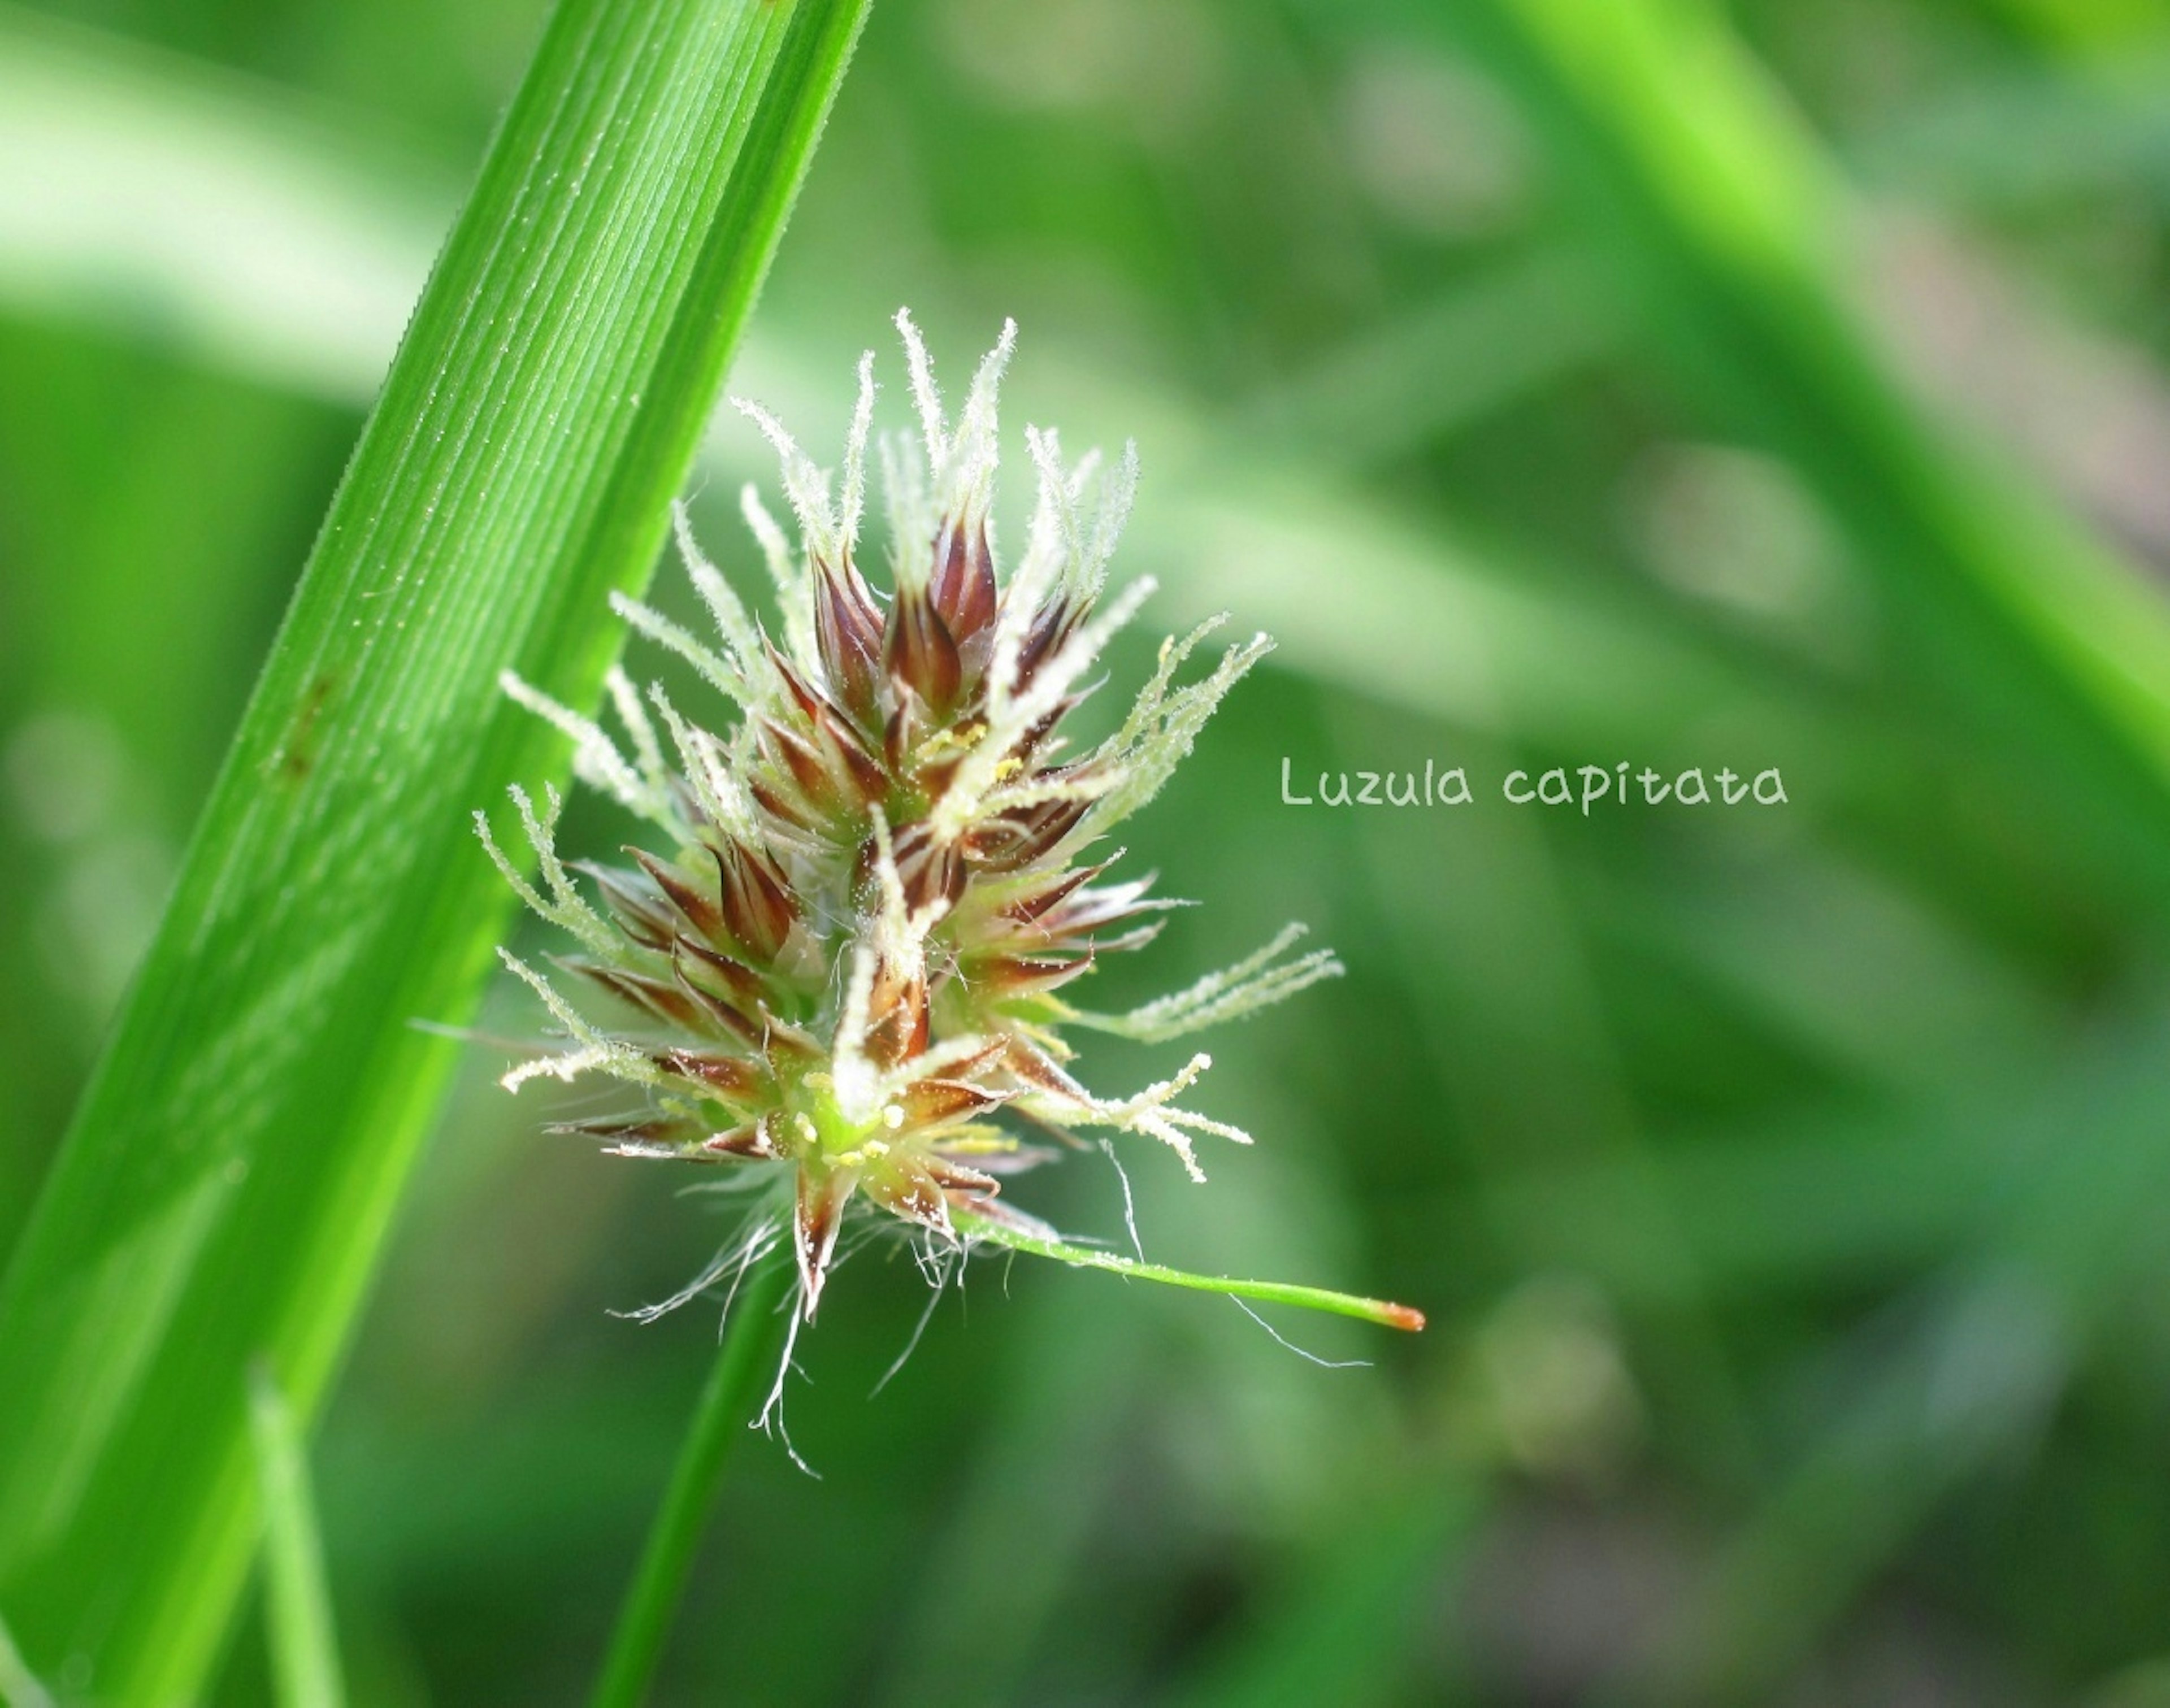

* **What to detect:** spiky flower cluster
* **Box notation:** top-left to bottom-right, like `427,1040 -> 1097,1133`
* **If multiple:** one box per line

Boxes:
481,313 -> 1340,1324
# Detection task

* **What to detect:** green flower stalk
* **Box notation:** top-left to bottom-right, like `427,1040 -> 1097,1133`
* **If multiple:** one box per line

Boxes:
479,312 -> 1421,1340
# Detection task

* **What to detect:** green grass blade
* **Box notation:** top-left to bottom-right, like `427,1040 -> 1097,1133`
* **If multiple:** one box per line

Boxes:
0,0 -> 869,1698
1382,0 -> 2170,902
247,1367 -> 345,1708
955,1213 -> 1426,1333
590,1258 -> 792,1708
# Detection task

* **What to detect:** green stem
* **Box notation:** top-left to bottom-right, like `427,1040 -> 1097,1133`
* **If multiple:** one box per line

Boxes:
247,1365 -> 346,1708
954,1211 -> 1426,1333
591,1258 -> 795,1708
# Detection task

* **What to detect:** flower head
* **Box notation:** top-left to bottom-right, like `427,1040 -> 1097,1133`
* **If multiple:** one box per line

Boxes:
481,312 -> 1345,1323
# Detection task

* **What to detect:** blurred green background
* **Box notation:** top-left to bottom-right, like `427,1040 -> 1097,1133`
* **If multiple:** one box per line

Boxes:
8,0 -> 2170,1701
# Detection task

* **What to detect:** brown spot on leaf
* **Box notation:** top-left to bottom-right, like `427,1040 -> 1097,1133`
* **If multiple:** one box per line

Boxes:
276,673 -> 337,783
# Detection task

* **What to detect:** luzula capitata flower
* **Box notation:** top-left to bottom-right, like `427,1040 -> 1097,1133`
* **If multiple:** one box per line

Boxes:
480,312 -> 1351,1326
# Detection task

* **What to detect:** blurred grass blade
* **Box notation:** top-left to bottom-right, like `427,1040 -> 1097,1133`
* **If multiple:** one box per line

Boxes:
1168,1483 -> 1482,1708
0,0 -> 868,1698
1399,0 -> 2170,903
878,1288 -> 1148,1708
1234,246 -> 1618,470
248,1367 -> 344,1708
0,24 -> 1813,771
955,1213 -> 1426,1332
0,3 -> 454,402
